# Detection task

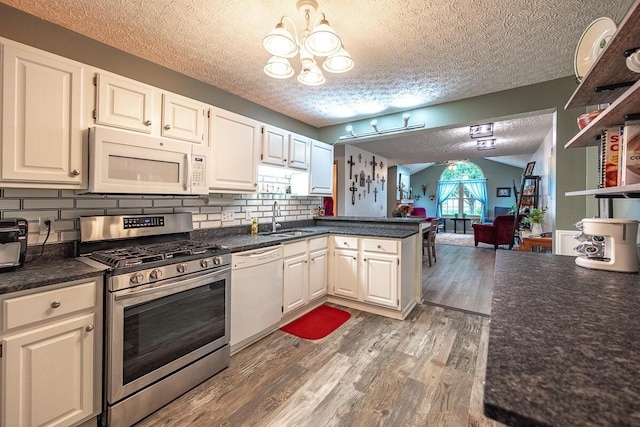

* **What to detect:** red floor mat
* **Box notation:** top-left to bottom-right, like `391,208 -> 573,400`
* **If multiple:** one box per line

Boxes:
280,305 -> 351,340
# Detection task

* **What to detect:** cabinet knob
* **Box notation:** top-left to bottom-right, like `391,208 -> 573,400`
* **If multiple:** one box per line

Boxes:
377,244 -> 382,249
71,169 -> 81,176
51,301 -> 61,309
144,120 -> 152,126
254,183 -> 258,187
164,124 -> 171,130
283,159 -> 287,162
85,324 -> 94,332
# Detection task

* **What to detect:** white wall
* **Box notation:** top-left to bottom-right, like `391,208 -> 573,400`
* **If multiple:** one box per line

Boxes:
334,145 -> 388,217
528,123 -> 556,234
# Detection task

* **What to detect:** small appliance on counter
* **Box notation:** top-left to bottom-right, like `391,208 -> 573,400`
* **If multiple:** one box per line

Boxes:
0,218 -> 28,271
574,218 -> 639,273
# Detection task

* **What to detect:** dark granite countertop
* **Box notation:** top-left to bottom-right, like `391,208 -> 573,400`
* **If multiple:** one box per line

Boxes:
485,251 -> 640,426
314,216 -> 425,224
199,225 -> 419,253
0,221 -> 419,295
0,258 -> 106,295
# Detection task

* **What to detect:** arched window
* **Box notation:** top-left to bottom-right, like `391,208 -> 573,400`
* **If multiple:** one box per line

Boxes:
437,162 -> 488,220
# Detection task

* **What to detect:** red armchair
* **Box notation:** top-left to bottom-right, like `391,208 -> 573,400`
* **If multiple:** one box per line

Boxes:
472,215 -> 514,249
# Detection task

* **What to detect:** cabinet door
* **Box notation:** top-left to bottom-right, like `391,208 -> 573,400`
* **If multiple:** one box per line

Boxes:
95,73 -> 154,133
283,253 -> 308,314
261,125 -> 288,166
161,93 -> 206,143
209,107 -> 259,192
309,248 -> 328,300
309,139 -> 334,194
332,249 -> 359,299
1,45 -> 84,186
2,313 -> 96,427
288,134 -> 309,170
362,252 -> 398,308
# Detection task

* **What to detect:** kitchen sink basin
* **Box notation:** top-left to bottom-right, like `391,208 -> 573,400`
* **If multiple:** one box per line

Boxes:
261,229 -> 314,237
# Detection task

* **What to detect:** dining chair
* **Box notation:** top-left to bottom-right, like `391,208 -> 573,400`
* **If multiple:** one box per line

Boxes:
423,220 -> 438,266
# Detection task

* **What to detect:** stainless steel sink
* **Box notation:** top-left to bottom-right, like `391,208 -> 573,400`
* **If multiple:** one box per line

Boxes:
261,229 -> 314,237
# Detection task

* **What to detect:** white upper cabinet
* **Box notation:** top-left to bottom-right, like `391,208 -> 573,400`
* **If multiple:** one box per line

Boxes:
1,43 -> 86,188
95,73 -> 154,133
288,133 -> 310,170
209,106 -> 260,193
95,73 -> 206,143
261,125 -> 288,166
261,126 -> 310,170
161,92 -> 206,143
309,139 -> 334,195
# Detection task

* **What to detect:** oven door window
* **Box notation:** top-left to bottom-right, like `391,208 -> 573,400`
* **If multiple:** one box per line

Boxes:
122,279 -> 225,385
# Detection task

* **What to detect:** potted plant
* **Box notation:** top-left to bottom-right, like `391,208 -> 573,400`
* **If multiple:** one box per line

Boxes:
397,205 -> 412,217
526,206 -> 548,235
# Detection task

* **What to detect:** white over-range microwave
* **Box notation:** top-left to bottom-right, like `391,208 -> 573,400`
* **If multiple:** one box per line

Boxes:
80,126 -> 209,195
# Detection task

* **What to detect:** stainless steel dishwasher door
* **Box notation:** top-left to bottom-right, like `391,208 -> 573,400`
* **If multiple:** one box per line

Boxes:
230,245 -> 284,353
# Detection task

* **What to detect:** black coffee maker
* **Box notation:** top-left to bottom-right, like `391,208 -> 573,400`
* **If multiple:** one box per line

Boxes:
0,218 -> 28,271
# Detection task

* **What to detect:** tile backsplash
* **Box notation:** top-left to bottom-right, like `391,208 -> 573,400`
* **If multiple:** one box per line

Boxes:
1,188 -> 323,246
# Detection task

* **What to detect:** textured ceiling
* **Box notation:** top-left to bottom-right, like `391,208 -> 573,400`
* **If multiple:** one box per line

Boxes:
1,0 -> 634,168
345,111 -> 555,169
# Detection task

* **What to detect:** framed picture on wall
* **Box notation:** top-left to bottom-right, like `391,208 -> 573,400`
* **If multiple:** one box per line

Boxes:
496,187 -> 511,197
524,161 -> 536,177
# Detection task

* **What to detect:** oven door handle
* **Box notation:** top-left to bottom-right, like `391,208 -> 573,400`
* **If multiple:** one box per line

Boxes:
113,266 -> 230,302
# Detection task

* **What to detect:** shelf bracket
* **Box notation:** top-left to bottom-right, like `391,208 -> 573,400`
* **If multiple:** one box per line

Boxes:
593,81 -> 635,93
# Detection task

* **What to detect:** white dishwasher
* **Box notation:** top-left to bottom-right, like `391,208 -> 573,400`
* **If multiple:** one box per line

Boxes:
231,245 -> 284,353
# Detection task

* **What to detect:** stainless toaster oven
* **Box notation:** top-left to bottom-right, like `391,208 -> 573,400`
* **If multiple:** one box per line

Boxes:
0,218 -> 28,271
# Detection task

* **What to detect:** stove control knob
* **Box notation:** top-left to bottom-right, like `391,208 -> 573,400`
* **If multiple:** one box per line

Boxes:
130,272 -> 145,284
200,258 -> 213,268
150,269 -> 163,280
213,256 -> 223,266
177,263 -> 188,273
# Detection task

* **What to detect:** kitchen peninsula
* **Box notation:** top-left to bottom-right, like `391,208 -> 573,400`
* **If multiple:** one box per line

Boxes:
485,251 -> 640,426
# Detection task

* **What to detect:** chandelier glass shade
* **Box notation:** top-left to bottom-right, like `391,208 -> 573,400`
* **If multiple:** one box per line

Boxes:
263,1 -> 353,85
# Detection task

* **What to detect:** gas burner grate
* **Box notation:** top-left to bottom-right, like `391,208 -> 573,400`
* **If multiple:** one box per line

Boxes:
88,240 -> 227,269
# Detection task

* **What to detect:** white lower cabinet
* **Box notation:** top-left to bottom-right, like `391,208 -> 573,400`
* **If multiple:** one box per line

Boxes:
308,240 -> 328,300
0,277 -> 103,427
283,245 -> 308,315
330,235 -> 416,318
282,237 -> 328,316
362,252 -> 398,308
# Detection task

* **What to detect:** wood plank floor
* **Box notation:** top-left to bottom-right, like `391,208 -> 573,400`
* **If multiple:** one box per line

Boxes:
422,244 -> 497,317
135,245 -> 501,427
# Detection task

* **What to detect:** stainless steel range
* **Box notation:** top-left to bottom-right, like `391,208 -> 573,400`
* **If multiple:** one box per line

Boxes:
77,213 -> 230,427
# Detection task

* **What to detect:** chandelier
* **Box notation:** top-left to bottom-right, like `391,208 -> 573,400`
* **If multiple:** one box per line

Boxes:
262,0 -> 354,86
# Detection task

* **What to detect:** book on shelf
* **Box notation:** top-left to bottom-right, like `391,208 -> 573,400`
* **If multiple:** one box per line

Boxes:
599,126 -> 623,188
620,117 -> 640,186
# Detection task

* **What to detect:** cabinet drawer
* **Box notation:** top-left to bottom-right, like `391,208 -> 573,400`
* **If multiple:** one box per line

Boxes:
362,238 -> 398,254
3,280 -> 97,330
284,240 -> 308,258
333,236 -> 358,250
309,236 -> 327,251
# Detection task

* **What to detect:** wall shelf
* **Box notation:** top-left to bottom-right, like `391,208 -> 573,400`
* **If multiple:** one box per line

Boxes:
565,183 -> 640,197
563,0 -> 640,201
564,80 -> 640,148
565,0 -> 640,109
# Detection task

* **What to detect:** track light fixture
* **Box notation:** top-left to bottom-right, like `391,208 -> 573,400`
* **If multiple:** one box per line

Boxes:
403,113 -> 411,128
477,138 -> 496,151
469,123 -> 494,139
338,114 -> 425,141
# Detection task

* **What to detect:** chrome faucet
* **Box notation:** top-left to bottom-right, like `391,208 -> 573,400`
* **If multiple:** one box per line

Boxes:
272,201 -> 281,232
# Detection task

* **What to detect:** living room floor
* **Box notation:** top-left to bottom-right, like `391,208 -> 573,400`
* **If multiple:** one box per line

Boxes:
422,243 -> 496,316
